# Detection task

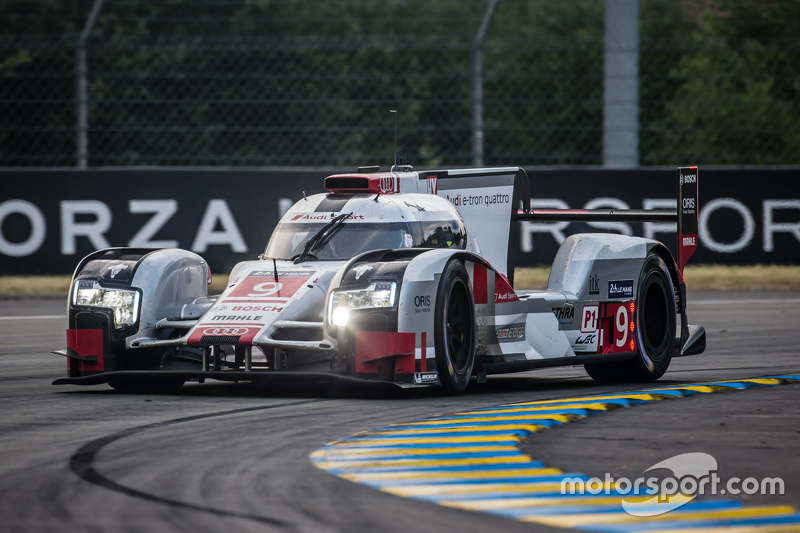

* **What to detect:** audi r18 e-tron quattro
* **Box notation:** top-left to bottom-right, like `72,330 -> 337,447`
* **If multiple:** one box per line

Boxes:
54,165 -> 705,393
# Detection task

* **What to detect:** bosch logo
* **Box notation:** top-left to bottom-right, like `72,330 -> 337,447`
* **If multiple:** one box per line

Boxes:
201,327 -> 248,336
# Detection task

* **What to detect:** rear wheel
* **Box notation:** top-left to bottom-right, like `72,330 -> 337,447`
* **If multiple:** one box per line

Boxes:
434,260 -> 476,394
585,253 -> 676,383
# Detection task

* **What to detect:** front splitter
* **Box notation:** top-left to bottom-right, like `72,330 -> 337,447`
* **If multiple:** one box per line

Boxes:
53,370 -> 431,389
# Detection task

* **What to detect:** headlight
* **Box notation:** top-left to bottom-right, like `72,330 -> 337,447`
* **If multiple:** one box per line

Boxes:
72,283 -> 140,328
327,281 -> 397,327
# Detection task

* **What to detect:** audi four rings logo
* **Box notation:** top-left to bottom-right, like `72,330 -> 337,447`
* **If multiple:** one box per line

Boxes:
379,175 -> 397,193
202,327 -> 249,336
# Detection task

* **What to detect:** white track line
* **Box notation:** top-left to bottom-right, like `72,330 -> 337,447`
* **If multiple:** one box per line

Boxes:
692,298 -> 800,305
0,315 -> 64,321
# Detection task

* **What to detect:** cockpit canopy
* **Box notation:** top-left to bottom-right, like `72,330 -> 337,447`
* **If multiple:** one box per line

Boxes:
264,192 -> 468,261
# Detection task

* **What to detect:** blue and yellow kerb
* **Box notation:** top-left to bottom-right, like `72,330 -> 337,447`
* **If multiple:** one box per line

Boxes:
311,375 -> 800,532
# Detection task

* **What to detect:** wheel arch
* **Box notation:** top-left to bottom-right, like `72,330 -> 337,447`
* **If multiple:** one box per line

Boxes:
646,242 -> 681,314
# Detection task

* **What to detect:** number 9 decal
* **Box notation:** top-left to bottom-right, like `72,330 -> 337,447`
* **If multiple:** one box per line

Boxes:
615,305 -> 628,347
248,282 -> 283,297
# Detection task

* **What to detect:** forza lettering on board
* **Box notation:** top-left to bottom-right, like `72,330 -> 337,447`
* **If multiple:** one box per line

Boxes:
0,198 -> 247,257
608,279 -> 634,299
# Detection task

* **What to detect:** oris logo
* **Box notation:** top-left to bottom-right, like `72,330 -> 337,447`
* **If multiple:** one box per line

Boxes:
201,327 -> 248,336
414,295 -> 431,307
683,198 -> 695,209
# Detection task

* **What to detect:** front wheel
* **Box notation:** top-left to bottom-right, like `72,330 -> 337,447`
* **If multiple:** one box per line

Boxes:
585,253 -> 676,383
434,260 -> 476,394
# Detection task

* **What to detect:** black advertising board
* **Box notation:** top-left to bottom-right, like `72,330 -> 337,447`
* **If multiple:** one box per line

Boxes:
1,167 -> 798,274
517,167 -> 800,267
0,169 -> 327,274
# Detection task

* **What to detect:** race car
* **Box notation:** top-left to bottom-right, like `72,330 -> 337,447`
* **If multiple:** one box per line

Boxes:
54,165 -> 705,393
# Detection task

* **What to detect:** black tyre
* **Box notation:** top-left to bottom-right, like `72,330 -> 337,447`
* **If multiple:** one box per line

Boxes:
585,253 -> 676,383
108,376 -> 185,393
434,260 -> 476,394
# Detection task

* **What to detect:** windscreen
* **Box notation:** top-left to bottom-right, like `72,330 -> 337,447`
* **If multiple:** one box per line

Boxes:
265,219 -> 467,260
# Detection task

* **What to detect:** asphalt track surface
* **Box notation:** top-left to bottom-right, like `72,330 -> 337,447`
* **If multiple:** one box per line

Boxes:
0,291 -> 798,533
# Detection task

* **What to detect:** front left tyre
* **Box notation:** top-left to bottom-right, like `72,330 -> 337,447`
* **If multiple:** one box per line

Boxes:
434,260 -> 476,394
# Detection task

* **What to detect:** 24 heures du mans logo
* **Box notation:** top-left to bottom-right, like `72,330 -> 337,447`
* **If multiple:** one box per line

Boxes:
608,279 -> 634,299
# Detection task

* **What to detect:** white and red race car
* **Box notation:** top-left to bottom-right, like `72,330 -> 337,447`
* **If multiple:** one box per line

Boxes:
54,166 -> 705,393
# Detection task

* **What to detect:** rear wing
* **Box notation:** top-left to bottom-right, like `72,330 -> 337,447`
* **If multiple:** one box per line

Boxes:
516,166 -> 699,279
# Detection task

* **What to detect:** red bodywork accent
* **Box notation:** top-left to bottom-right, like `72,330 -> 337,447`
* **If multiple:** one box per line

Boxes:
187,326 -> 261,345
324,173 -> 399,194
598,303 -> 635,355
472,264 -> 488,305
426,176 -> 438,194
66,328 -> 104,371
494,271 -> 519,303
420,331 -> 427,372
226,275 -> 309,301
355,331 -> 415,373
677,166 -> 699,278
187,273 -> 310,345
677,234 -> 697,281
